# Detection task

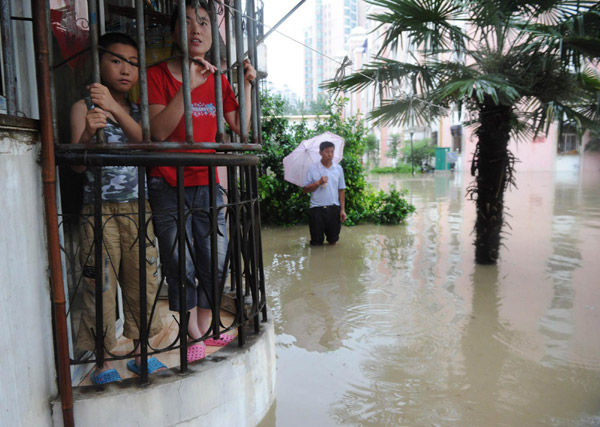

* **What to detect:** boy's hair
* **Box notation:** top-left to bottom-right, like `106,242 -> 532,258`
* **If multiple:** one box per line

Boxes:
98,33 -> 137,59
170,0 -> 210,32
320,141 -> 335,151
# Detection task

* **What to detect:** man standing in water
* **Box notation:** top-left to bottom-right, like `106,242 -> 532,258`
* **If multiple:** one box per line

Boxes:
302,141 -> 347,245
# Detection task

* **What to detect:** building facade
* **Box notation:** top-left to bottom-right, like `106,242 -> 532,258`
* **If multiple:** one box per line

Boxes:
303,0 -> 366,105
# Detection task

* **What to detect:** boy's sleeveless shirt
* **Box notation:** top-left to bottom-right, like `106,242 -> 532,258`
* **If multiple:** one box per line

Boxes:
82,100 -> 143,203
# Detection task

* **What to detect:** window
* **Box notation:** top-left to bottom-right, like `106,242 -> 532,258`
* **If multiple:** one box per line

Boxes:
0,32 -> 6,114
558,132 -> 578,153
1,1 -> 37,118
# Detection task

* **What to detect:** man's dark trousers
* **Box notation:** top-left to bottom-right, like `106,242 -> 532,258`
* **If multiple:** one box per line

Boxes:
308,205 -> 341,245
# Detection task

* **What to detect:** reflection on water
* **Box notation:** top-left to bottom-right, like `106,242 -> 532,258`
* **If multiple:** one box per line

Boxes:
259,171 -> 600,427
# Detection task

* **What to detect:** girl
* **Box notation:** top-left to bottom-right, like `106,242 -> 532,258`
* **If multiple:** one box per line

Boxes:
147,1 -> 255,362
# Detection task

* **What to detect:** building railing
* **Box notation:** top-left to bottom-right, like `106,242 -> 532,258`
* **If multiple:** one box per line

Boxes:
54,144 -> 267,381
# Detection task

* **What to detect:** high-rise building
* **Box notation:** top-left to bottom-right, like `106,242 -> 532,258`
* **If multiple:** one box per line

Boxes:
303,0 -> 366,105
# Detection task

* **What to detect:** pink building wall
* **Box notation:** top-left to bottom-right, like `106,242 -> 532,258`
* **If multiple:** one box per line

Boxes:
453,124 -> 558,173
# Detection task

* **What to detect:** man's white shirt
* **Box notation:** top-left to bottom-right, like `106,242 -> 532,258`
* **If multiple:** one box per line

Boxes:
304,160 -> 346,208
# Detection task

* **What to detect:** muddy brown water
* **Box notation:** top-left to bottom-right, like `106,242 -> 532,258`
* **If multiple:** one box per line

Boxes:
258,171 -> 600,427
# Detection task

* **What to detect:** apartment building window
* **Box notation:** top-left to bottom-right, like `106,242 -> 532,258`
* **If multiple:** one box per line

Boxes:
558,125 -> 578,154
1,1 -> 37,118
0,33 -> 5,113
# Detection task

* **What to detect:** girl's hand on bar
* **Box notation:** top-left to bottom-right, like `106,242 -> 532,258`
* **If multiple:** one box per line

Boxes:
190,56 -> 217,90
243,58 -> 256,83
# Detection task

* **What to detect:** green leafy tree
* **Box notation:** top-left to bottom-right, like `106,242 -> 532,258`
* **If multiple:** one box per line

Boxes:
309,93 -> 331,115
385,133 -> 402,164
327,0 -> 600,264
364,133 -> 380,167
259,91 -> 415,226
402,138 -> 435,168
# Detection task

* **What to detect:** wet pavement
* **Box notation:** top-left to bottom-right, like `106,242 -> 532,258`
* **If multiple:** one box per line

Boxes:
258,171 -> 600,427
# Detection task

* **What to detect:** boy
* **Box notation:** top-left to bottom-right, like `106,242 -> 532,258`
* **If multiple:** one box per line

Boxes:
302,141 -> 347,245
70,32 -> 165,384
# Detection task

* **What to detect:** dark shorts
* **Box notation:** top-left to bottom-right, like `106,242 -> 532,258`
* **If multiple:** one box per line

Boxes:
308,205 -> 341,245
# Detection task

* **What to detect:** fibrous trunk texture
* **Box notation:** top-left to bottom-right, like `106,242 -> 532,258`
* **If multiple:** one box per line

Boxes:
472,98 -> 513,264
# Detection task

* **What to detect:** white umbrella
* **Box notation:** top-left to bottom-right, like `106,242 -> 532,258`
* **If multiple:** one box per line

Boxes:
282,131 -> 345,187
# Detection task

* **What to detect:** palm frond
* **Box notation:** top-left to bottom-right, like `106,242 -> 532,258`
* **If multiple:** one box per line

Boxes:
433,73 -> 522,106
368,95 -> 446,127
551,0 -> 600,22
321,67 -> 380,93
581,68 -> 600,92
366,0 -> 467,55
563,35 -> 600,58
322,58 -> 444,96
516,66 -> 600,136
525,98 -> 600,138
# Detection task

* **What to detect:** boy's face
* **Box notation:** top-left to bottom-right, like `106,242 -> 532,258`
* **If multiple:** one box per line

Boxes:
173,6 -> 212,57
100,43 -> 138,93
320,146 -> 334,163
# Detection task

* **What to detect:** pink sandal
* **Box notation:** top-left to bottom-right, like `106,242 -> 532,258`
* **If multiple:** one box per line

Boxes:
187,343 -> 206,362
204,334 -> 235,347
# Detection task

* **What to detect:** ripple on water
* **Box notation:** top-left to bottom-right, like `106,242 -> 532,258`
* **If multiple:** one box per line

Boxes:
416,399 -> 464,425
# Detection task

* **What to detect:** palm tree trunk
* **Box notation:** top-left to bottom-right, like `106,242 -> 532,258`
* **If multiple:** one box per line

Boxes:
472,97 -> 514,264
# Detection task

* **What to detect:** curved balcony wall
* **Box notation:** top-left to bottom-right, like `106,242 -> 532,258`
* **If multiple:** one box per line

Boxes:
51,311 -> 275,426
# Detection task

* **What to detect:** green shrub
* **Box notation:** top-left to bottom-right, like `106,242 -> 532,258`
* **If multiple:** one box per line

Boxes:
366,186 -> 416,225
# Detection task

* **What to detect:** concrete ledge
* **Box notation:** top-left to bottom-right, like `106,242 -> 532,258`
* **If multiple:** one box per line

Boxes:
51,317 -> 276,427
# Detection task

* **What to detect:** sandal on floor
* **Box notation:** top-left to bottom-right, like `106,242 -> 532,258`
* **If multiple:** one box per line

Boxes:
126,357 -> 167,376
187,343 -> 206,363
91,368 -> 122,385
204,334 -> 235,347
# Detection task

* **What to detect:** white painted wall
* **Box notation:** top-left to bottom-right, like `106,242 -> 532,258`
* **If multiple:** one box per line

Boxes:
52,317 -> 277,427
0,131 -> 57,426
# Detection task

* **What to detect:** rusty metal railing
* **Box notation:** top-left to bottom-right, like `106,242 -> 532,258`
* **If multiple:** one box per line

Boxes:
54,147 -> 267,372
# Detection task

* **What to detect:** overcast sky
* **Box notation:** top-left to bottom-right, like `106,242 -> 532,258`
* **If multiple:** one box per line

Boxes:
261,0 -> 312,95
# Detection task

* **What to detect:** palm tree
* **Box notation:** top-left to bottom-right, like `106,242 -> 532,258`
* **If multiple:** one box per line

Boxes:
326,0 -> 600,264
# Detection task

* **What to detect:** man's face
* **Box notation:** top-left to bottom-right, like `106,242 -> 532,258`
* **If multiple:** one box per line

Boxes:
320,146 -> 334,163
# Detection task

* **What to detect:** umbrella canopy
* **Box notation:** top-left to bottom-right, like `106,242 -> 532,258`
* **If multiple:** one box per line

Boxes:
282,131 -> 345,187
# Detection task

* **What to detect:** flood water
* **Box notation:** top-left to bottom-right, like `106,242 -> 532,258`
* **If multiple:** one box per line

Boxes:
257,171 -> 600,427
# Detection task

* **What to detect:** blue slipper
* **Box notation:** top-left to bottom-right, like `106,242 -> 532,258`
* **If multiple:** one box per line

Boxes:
126,357 -> 167,376
91,368 -> 122,385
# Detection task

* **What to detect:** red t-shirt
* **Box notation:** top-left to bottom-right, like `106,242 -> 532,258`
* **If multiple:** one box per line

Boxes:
147,61 -> 239,186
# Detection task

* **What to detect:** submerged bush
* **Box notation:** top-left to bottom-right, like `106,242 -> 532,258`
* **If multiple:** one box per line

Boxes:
259,91 -> 415,226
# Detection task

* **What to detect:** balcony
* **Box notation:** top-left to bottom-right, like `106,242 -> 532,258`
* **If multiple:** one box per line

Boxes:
0,0 -> 275,425
49,144 -> 275,426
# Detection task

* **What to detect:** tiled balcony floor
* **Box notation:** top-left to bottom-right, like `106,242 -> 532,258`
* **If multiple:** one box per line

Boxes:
77,299 -> 236,386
